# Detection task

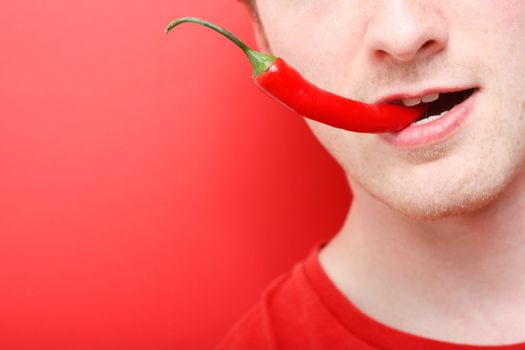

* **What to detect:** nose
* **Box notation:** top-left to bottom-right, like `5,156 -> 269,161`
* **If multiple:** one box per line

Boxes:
364,1 -> 448,62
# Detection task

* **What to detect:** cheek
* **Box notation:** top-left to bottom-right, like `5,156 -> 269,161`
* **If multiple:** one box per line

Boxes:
256,1 -> 366,91
305,119 -> 377,177
458,1 -> 525,57
305,120 -> 354,158
486,0 -> 525,21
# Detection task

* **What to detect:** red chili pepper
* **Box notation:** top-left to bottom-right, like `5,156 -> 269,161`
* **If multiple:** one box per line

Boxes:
165,17 -> 424,133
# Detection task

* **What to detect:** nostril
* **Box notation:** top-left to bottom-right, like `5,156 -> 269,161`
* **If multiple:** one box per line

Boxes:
421,40 -> 435,50
374,49 -> 388,60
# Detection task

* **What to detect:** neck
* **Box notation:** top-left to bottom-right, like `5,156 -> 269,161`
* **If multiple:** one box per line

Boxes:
320,168 -> 525,344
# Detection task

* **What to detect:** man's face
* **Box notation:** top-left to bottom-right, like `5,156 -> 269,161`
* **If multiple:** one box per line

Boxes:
253,1 -> 525,220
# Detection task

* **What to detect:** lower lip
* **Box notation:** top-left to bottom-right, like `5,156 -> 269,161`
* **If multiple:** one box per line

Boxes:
380,90 -> 479,148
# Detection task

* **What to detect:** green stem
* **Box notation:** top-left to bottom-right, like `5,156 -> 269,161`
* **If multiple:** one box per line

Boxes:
164,17 -> 277,77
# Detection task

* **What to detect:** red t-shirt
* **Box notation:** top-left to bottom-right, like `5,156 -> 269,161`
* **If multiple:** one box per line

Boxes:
216,241 -> 525,350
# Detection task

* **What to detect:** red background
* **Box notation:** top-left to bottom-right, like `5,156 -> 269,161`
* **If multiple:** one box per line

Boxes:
0,0 -> 351,349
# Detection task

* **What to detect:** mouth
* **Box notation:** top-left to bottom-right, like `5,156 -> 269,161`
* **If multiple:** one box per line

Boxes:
385,88 -> 477,125
379,87 -> 480,148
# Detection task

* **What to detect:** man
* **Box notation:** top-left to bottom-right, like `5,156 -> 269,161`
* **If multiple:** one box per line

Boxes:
218,1 -> 525,348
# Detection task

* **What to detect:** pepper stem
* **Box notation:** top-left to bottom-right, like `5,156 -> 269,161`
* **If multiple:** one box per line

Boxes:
165,17 -> 277,77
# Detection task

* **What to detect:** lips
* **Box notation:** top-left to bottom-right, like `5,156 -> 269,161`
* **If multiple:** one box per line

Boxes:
378,87 -> 480,148
378,87 -> 478,124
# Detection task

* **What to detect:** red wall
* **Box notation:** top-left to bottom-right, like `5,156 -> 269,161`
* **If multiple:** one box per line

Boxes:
0,0 -> 351,349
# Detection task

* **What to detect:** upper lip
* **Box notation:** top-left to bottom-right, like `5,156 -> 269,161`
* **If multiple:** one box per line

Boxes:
375,85 -> 478,104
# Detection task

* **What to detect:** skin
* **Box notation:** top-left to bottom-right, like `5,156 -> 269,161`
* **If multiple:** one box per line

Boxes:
250,0 -> 525,344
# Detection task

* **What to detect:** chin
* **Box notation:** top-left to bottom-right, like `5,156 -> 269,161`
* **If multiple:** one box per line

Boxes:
383,195 -> 499,222
368,177 -> 510,222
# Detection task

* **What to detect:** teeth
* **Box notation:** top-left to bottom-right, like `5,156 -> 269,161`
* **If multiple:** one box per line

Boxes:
412,110 -> 449,126
402,98 -> 422,107
401,93 -> 440,106
421,93 -> 440,103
